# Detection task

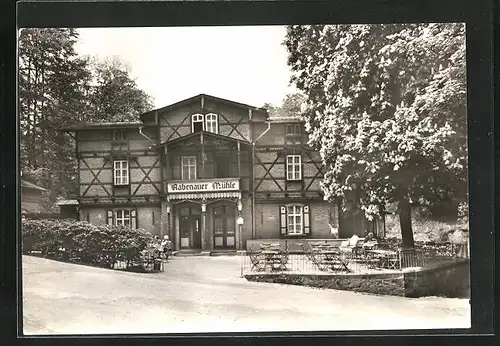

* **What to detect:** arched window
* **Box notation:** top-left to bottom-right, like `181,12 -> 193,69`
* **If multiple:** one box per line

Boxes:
205,113 -> 218,134
191,113 -> 204,133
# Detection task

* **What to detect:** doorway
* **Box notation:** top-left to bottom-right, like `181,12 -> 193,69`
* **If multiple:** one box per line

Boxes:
179,207 -> 202,249
213,205 -> 236,249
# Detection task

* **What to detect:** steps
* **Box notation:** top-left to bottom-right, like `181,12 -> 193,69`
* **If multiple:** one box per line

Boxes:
210,250 -> 238,257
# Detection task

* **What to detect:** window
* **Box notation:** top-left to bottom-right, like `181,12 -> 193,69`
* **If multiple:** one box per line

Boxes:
108,209 -> 137,229
286,154 -> 302,180
285,124 -> 302,144
114,160 -> 129,185
181,156 -> 197,180
280,205 -> 310,235
115,210 -> 131,227
191,114 -> 204,133
205,113 -> 218,134
112,130 -> 126,141
287,205 -> 303,234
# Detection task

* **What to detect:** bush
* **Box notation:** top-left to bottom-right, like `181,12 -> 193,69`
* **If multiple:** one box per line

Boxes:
21,219 -> 156,269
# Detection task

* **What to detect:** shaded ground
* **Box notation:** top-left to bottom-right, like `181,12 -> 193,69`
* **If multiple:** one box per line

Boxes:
22,255 -> 470,335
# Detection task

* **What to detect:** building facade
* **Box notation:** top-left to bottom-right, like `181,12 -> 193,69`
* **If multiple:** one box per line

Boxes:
61,94 -> 377,252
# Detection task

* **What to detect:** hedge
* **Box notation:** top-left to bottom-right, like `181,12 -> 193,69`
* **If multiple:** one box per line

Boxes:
21,219 -> 157,270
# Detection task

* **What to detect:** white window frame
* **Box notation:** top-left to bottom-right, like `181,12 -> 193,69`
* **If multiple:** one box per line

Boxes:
287,205 -> 303,235
115,209 -> 131,227
205,113 -> 218,134
286,154 -> 302,180
191,113 -> 204,133
113,160 -> 129,185
181,156 -> 197,180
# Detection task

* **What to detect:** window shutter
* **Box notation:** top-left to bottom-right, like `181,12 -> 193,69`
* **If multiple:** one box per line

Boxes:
279,206 -> 287,235
300,154 -> 304,180
126,159 -> 130,185
112,161 -> 116,185
303,206 -> 310,235
131,209 -> 137,229
107,210 -> 114,225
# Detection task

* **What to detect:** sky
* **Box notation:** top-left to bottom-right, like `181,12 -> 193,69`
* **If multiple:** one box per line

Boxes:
74,26 -> 298,109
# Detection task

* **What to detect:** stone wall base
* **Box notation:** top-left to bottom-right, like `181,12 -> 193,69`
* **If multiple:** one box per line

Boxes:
244,259 -> 470,298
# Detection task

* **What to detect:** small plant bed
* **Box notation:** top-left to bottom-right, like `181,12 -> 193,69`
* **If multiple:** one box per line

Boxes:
22,219 -> 165,273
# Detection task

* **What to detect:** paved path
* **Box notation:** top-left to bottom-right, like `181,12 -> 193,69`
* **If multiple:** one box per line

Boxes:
22,255 -> 470,335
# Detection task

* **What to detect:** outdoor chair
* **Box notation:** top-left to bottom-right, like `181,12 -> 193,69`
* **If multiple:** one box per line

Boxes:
247,250 -> 265,271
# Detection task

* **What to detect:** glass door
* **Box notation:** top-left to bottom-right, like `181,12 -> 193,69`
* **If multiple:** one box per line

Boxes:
213,205 -> 236,249
179,206 -> 202,249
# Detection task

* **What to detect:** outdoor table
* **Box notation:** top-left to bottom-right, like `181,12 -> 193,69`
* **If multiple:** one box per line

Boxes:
310,249 -> 351,272
261,250 -> 288,271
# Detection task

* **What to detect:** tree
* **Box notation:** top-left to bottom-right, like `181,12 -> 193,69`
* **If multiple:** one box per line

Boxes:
19,28 -> 90,200
261,92 -> 306,118
87,57 -> 154,122
284,24 -> 467,248
19,30 -> 155,205
280,93 -> 306,118
261,102 -> 279,117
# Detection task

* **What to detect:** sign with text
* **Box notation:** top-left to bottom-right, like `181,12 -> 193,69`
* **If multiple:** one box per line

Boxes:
167,179 -> 240,193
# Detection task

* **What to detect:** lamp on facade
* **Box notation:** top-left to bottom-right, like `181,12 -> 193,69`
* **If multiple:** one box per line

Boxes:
236,216 -> 244,250
201,203 -> 206,213
237,199 -> 243,213
166,204 -> 171,214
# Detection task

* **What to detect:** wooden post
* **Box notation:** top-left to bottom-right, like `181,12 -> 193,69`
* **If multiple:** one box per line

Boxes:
201,200 -> 207,251
200,131 -> 205,179
251,144 -> 255,240
174,205 -> 180,251
237,142 -> 241,178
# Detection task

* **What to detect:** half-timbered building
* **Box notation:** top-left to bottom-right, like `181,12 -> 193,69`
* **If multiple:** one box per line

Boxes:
61,94 -> 381,253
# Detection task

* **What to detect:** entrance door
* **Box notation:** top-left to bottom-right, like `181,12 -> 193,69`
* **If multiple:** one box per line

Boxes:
213,205 -> 236,249
179,207 -> 202,249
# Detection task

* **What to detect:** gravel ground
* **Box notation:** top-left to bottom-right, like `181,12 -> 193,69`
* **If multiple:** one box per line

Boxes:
22,255 -> 470,335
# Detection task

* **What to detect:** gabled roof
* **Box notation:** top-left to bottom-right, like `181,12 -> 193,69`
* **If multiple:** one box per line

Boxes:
21,180 -> 47,192
159,130 -> 252,147
57,199 -> 79,206
140,94 -> 269,122
59,121 -> 155,132
267,116 -> 303,123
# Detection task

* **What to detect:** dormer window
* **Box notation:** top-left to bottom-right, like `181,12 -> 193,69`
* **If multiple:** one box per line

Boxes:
112,130 -> 126,141
205,113 -> 218,134
285,123 -> 302,145
191,114 -> 204,133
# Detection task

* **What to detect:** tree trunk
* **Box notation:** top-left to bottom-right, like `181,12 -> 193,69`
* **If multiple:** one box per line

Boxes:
398,195 -> 415,249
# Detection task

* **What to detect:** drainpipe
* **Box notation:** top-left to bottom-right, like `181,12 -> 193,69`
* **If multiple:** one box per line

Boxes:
251,121 -> 272,240
254,121 -> 271,143
138,126 -> 156,147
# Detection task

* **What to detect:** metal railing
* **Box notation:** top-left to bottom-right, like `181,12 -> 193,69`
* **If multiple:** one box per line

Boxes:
240,242 -> 467,277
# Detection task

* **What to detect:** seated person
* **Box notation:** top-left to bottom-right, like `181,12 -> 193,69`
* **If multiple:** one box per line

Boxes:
363,232 -> 379,249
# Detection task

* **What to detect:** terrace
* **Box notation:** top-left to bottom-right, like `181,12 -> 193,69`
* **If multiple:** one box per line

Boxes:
240,238 -> 469,297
